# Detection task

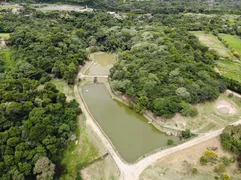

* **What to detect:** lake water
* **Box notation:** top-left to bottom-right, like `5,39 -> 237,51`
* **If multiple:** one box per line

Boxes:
82,84 -> 179,163
85,53 -> 117,76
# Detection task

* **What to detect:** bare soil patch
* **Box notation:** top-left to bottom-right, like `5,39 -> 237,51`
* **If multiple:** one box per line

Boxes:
140,137 -> 240,180
216,99 -> 238,115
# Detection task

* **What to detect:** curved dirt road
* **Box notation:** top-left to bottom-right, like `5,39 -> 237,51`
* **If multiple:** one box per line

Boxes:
74,68 -> 241,180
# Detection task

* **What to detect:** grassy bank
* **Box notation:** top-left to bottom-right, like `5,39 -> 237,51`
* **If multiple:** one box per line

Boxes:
191,31 -> 233,58
216,59 -> 241,83
50,79 -> 75,101
163,93 -> 241,133
60,116 -> 99,180
219,33 -> 241,55
191,31 -> 241,83
0,33 -> 10,39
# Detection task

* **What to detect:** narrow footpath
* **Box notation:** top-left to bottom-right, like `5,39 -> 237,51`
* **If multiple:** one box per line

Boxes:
74,68 -> 241,180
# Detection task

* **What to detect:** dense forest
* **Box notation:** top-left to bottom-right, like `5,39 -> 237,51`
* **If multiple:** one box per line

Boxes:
1,0 -> 241,178
6,0 -> 241,14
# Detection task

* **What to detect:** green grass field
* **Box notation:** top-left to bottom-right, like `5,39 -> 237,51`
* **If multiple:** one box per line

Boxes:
0,33 -> 10,39
191,31 -> 241,82
50,79 -> 75,101
60,116 -> 99,179
0,49 -> 14,68
217,59 -> 241,83
219,33 -> 241,55
191,31 -> 234,59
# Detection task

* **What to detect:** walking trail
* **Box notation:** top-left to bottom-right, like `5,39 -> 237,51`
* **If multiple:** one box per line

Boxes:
74,68 -> 241,180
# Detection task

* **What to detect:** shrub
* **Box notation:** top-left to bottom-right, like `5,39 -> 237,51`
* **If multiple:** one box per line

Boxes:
228,93 -> 234,98
192,168 -> 198,175
221,174 -> 231,180
233,51 -> 240,59
214,163 -> 226,174
180,102 -> 198,117
200,156 -> 208,165
181,129 -> 192,139
220,156 -> 235,166
167,139 -> 174,145
204,150 -> 217,162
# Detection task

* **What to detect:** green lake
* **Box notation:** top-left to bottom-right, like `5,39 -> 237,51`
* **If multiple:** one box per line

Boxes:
85,53 -> 117,76
82,84 -> 180,163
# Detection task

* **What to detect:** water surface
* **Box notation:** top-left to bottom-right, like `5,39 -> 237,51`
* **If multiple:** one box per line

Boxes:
82,84 -> 179,162
85,53 -> 116,76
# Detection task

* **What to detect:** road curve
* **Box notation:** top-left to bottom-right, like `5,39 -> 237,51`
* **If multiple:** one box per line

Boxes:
74,68 -> 241,180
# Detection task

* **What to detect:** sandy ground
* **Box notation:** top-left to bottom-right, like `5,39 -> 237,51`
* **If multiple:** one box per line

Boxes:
140,137 -> 241,180
216,99 -> 238,115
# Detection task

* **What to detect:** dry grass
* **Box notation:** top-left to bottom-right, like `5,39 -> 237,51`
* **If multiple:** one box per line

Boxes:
140,137 -> 240,180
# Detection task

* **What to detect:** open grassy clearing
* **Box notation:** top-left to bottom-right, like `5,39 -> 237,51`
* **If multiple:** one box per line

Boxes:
192,31 -> 241,83
50,79 -> 75,102
219,33 -> 241,55
191,31 -> 233,58
0,33 -> 10,39
60,116 -> 99,180
163,93 -> 241,133
0,49 -> 14,68
140,137 -> 240,180
217,59 -> 241,83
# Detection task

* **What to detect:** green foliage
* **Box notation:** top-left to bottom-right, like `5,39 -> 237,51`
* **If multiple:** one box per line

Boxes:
214,163 -> 226,174
181,129 -> 192,139
204,150 -> 218,162
192,168 -> 198,175
221,125 -> 241,168
200,150 -> 217,165
200,156 -> 208,165
220,156 -> 235,166
180,102 -> 198,117
167,139 -> 174,145
0,78 -> 81,179
110,28 -> 225,118
221,174 -> 231,180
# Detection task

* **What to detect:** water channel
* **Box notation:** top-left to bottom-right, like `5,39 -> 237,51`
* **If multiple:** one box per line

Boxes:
82,83 -> 180,163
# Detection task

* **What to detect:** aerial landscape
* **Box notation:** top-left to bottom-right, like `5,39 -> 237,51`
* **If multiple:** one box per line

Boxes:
0,0 -> 241,180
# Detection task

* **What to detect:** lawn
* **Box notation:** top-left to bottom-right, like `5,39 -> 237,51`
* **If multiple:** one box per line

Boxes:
0,49 -> 14,68
191,31 -> 241,83
164,93 -> 241,133
60,116 -> 99,180
219,33 -> 241,55
0,33 -> 10,39
216,59 -> 241,83
191,31 -> 234,59
50,79 -> 74,101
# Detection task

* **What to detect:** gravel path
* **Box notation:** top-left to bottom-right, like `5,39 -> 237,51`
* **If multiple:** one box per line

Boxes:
74,67 -> 241,180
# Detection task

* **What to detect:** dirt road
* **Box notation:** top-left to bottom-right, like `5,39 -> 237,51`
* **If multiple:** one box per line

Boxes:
74,67 -> 241,180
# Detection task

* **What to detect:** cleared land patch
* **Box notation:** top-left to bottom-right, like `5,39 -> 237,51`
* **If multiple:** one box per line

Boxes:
216,59 -> 241,83
216,99 -> 238,115
0,33 -> 10,39
140,137 -> 240,180
162,93 -> 241,133
50,79 -> 74,102
219,33 -> 241,55
191,31 -> 233,58
85,52 -> 117,76
60,116 -> 99,180
192,31 -> 241,83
